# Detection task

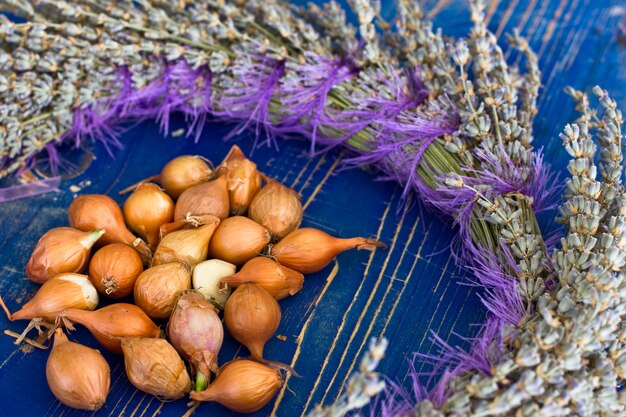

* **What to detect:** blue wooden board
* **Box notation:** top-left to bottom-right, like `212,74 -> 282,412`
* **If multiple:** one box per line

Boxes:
0,0 -> 625,416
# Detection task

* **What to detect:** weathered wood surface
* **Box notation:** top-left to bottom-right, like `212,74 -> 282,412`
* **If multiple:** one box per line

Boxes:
0,0 -> 624,416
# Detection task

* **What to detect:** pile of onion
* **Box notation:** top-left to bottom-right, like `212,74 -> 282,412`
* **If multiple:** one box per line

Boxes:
1,145 -> 385,414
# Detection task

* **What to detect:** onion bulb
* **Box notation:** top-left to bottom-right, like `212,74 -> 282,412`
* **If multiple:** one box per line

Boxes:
58,304 -> 160,354
88,244 -> 143,298
123,183 -> 174,248
121,337 -> 191,400
68,194 -> 152,264
174,175 -> 229,221
208,216 -> 270,266
222,257 -> 303,300
3,273 -> 98,322
190,359 -> 282,413
216,146 -> 262,215
224,283 -> 280,361
134,263 -> 191,320
152,216 -> 220,268
46,329 -> 110,411
249,180 -> 303,241
26,227 -> 104,284
192,259 -> 235,309
160,155 -> 213,199
167,291 -> 223,376
270,228 -> 386,273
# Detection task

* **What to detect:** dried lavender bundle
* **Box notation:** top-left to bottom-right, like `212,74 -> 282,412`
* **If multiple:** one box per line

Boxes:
0,0 -> 575,414
384,88 -> 626,417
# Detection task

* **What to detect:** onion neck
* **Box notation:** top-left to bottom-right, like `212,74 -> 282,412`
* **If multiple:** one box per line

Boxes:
57,309 -> 92,329
80,229 -> 105,249
195,371 -> 208,392
335,237 -> 387,253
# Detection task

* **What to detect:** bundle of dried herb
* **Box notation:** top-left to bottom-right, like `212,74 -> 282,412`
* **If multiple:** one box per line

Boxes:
2,1 -> 622,416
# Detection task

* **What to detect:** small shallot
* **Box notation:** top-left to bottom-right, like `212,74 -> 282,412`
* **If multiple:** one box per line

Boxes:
174,175 -> 229,221
270,228 -> 386,273
160,155 -> 213,199
249,180 -> 303,241
192,259 -> 235,309
221,257 -> 303,300
123,183 -> 174,248
58,304 -> 160,354
46,329 -> 110,411
190,359 -> 282,413
2,273 -> 98,322
216,146 -> 262,215
26,227 -> 104,284
121,337 -> 191,400
152,216 -> 220,268
167,291 -> 223,376
68,194 -> 151,263
88,243 -> 143,298
208,216 -> 270,266
224,283 -> 279,361
134,263 -> 191,320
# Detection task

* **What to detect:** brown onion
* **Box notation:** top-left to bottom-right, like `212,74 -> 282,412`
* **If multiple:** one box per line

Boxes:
88,243 -> 143,298
68,194 -> 152,264
190,359 -> 282,413
249,179 -> 303,241
160,155 -> 213,199
216,146 -> 262,215
174,175 -> 229,221
2,274 -> 98,322
26,227 -> 104,284
167,291 -> 223,376
208,216 -> 270,266
58,304 -> 160,354
222,257 -> 303,300
152,216 -> 220,268
121,337 -> 191,400
134,263 -> 191,320
123,183 -> 174,248
224,283 -> 279,361
270,228 -> 386,273
46,329 -> 110,411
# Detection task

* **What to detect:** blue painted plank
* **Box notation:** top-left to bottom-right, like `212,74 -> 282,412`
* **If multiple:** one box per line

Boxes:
0,1 -> 625,416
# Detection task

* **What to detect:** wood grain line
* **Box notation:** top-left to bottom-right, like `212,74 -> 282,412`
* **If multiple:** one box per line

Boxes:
302,152 -> 345,211
314,205 -> 409,407
138,397 -> 155,417
399,254 -> 455,385
332,215 -> 422,394
105,138 -> 141,195
432,255 -> 453,294
118,389 -> 141,417
484,0 -> 502,25
413,255 -> 454,353
494,0 -> 520,37
297,154 -> 327,195
106,386 -> 136,417
380,222 -> 434,339
269,261 -> 340,416
150,402 -> 164,417
0,348 -> 18,371
442,286 -> 475,344
289,155 -> 315,189
427,0 -> 452,18
301,261 -> 340,325
537,0 -> 569,58
128,394 -> 148,417
295,196 -> 395,416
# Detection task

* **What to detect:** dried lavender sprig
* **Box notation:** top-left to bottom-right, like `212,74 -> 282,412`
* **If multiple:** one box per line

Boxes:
306,338 -> 388,417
